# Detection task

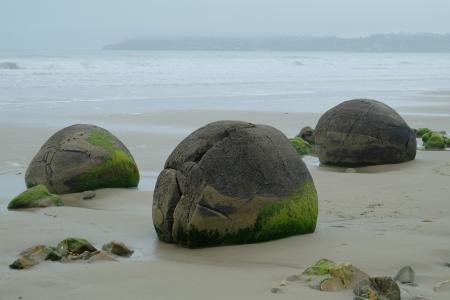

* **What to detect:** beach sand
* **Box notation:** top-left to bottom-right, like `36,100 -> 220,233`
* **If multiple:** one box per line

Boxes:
0,109 -> 449,300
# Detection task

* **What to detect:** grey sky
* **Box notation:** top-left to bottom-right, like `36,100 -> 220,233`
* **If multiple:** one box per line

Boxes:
1,0 -> 449,50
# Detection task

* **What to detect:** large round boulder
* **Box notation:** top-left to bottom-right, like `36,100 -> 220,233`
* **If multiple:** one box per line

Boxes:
315,99 -> 416,166
25,124 -> 139,194
153,121 -> 318,248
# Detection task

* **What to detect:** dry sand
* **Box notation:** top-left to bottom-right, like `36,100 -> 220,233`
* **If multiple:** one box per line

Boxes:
0,109 -> 449,300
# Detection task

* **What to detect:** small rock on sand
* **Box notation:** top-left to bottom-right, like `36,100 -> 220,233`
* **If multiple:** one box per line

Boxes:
394,266 -> 415,284
102,241 -> 134,257
82,190 -> 96,200
270,288 -> 282,294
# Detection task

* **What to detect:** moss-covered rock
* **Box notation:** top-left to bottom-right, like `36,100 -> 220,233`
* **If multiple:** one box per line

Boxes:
414,128 -> 432,137
25,124 -> 139,194
301,258 -> 337,280
153,121 -> 319,248
290,137 -> 313,156
329,263 -> 369,289
421,131 -> 433,143
9,245 -> 62,269
7,184 -> 63,209
424,133 -> 446,149
56,238 -> 97,256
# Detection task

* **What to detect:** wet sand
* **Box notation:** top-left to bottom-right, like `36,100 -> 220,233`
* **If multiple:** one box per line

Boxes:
0,108 -> 449,299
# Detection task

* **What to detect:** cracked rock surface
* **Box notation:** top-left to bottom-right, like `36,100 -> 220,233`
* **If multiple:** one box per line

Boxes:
25,124 -> 139,194
315,99 -> 416,166
153,120 -> 318,248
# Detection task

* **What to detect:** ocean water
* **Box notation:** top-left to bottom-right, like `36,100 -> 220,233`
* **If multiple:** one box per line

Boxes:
1,50 -> 450,126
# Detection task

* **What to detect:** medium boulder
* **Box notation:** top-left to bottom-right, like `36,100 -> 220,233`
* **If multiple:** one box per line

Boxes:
25,124 -> 139,194
153,121 -> 318,248
315,99 -> 416,166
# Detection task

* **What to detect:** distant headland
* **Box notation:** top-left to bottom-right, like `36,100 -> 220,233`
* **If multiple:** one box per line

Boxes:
103,33 -> 450,52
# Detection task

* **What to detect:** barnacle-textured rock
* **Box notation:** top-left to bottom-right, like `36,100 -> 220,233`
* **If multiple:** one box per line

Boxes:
153,121 -> 318,248
315,99 -> 416,166
25,124 -> 139,194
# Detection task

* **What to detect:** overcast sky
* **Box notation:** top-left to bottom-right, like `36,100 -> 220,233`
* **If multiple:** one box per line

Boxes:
1,0 -> 449,50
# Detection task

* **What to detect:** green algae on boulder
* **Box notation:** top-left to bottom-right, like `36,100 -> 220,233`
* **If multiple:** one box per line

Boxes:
57,237 -> 97,256
315,99 -> 416,166
7,184 -> 62,209
153,121 -> 318,248
25,124 -> 139,194
289,137 -> 313,156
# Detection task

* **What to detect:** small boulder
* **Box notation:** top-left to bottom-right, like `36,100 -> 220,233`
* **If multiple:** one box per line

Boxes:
289,137 -> 313,156
354,277 -> 401,300
57,238 -> 97,256
25,124 -> 139,194
394,266 -> 415,284
102,241 -> 134,257
8,184 -> 63,209
297,126 -> 315,144
9,245 -> 62,269
82,190 -> 96,200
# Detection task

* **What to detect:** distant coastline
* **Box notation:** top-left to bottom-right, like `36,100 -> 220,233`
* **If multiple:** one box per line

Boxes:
103,33 -> 450,52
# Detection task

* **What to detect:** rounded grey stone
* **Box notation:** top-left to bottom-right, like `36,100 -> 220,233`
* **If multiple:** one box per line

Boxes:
315,99 -> 416,166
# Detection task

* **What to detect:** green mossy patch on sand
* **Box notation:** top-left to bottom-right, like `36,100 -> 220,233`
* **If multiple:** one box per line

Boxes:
70,129 -> 139,192
174,180 -> 318,248
7,184 -> 63,209
57,237 -> 97,256
424,133 -> 446,149
290,137 -> 313,156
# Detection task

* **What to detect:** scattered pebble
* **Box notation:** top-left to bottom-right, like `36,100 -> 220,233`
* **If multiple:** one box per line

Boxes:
433,279 -> 450,292
82,190 -> 96,200
270,287 -> 282,294
279,280 -> 287,286
345,168 -> 357,173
